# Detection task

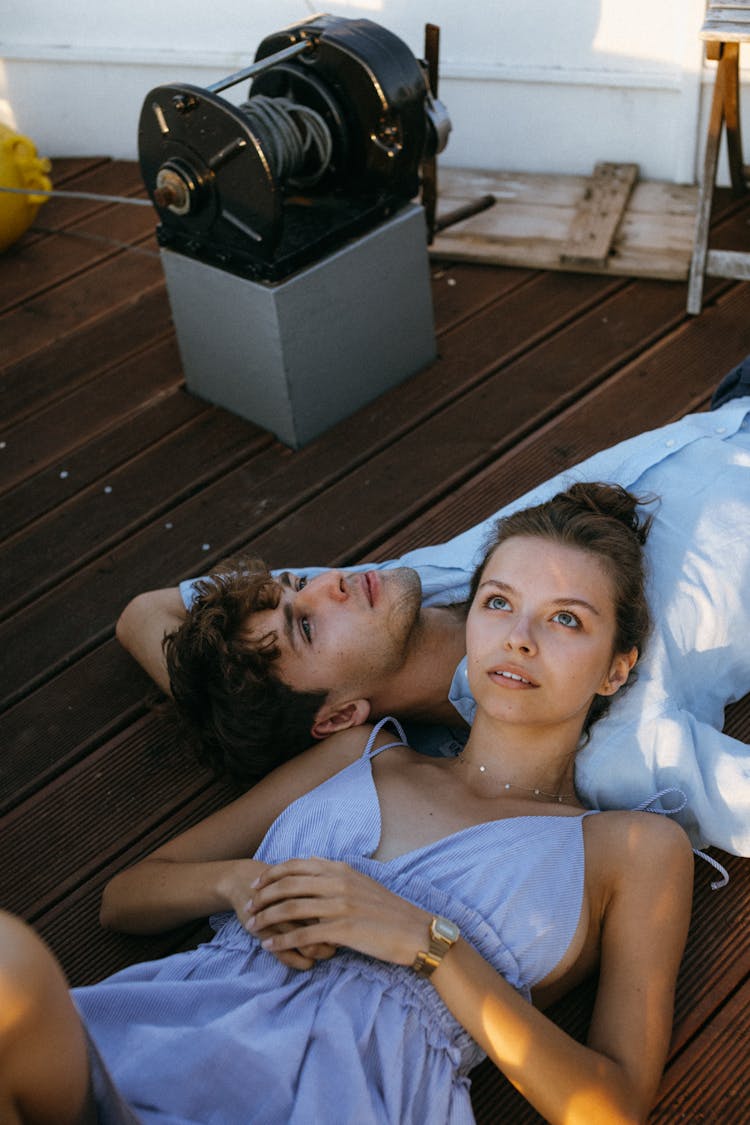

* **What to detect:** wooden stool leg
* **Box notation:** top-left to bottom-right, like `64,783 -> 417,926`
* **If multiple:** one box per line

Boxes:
722,43 -> 747,195
687,47 -> 730,314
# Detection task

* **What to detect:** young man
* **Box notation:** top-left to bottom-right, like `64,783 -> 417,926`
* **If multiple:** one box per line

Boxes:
118,392 -> 750,855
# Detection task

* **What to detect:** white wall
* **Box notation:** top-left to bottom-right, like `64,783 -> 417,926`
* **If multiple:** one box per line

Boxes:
0,0 -> 745,184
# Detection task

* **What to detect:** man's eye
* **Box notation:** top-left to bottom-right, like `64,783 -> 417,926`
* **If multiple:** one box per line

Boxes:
300,616 -> 312,642
552,610 -> 580,629
486,595 -> 509,611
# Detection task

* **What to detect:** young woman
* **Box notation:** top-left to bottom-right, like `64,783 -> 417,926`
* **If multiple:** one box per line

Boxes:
0,483 -> 693,1125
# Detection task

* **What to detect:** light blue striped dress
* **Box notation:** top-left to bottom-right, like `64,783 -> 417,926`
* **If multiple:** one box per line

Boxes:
73,720 -> 592,1124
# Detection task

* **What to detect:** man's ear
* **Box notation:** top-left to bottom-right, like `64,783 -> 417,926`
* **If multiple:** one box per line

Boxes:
311,698 -> 371,739
599,647 -> 639,697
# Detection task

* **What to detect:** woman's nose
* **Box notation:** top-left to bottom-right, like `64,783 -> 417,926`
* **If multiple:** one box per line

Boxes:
504,617 -> 536,654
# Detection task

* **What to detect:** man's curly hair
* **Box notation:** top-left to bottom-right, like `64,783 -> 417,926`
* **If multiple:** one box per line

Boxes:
164,554 -> 328,787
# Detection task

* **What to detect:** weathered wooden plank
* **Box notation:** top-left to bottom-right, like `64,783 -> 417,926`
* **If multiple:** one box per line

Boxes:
560,162 -> 639,267
707,247 -> 750,279
436,168 -> 696,216
432,168 -> 699,280
702,3 -> 750,43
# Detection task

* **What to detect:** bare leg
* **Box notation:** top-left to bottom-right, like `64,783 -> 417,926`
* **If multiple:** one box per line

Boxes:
0,911 -> 93,1125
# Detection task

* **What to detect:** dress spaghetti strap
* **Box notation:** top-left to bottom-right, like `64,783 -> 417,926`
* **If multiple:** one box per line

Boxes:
633,787 -> 729,889
361,716 -> 410,759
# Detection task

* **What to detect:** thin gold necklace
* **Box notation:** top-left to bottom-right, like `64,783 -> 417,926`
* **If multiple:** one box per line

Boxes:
453,749 -> 576,804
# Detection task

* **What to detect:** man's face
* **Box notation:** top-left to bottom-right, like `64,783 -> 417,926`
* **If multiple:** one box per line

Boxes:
244,566 -> 422,703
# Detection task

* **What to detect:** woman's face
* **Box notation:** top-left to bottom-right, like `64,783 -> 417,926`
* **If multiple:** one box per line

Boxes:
466,535 -> 636,732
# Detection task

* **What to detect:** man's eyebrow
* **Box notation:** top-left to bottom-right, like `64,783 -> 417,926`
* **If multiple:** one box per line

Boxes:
282,596 -> 298,651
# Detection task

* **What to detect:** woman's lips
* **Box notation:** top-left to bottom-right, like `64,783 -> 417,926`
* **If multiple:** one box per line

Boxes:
488,667 -> 538,688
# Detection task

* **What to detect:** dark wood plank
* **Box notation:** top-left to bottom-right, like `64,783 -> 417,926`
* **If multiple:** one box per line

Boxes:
0,387 -> 206,539
369,285 -> 748,561
1,713 -> 220,919
0,337 -> 184,495
0,408 -> 271,616
429,261 -> 536,332
1,283 -> 171,426
650,974 -> 750,1123
0,644 -> 154,814
0,189 -> 154,314
16,160 -> 148,254
0,237 -> 163,366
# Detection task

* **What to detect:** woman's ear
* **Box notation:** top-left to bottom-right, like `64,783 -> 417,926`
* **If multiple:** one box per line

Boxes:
599,647 -> 638,696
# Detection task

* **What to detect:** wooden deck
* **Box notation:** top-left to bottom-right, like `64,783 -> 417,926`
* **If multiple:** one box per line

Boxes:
3,157 -> 750,1122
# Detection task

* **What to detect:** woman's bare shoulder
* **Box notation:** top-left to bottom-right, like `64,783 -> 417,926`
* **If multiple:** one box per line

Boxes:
584,808 -> 694,897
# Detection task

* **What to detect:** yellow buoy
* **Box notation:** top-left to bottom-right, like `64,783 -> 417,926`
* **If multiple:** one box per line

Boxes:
0,124 -> 52,251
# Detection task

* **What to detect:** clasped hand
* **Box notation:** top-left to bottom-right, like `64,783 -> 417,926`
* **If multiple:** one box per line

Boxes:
242,857 -> 429,972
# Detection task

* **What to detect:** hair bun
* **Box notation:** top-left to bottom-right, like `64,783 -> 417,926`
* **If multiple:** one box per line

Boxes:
563,482 -> 652,545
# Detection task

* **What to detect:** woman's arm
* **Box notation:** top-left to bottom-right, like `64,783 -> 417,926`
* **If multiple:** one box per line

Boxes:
100,727 -> 369,935
432,813 -> 693,1123
249,811 -> 693,1124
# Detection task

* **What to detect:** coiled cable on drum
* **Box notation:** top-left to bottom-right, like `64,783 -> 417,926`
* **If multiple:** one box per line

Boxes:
239,95 -> 333,188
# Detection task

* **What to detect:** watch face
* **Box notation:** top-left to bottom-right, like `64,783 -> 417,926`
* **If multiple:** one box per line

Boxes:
433,917 -> 459,943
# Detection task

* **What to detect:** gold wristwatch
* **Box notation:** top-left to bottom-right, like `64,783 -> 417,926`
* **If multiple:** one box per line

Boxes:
411,915 -> 460,977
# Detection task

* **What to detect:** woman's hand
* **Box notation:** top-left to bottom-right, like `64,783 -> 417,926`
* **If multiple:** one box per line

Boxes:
246,857 -> 431,966
219,860 -> 336,971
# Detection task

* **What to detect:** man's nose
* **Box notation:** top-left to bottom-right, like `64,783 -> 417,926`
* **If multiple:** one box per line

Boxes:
305,570 -> 348,604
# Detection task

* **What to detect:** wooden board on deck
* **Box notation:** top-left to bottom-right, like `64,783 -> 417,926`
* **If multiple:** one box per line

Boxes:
431,166 -> 699,280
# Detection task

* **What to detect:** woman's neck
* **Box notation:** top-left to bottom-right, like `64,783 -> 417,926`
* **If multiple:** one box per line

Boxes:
459,710 -> 581,804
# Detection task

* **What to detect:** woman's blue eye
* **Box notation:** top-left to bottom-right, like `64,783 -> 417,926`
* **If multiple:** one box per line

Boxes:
300,616 -> 312,642
486,595 -> 509,610
297,575 -> 308,591
553,610 -> 580,628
